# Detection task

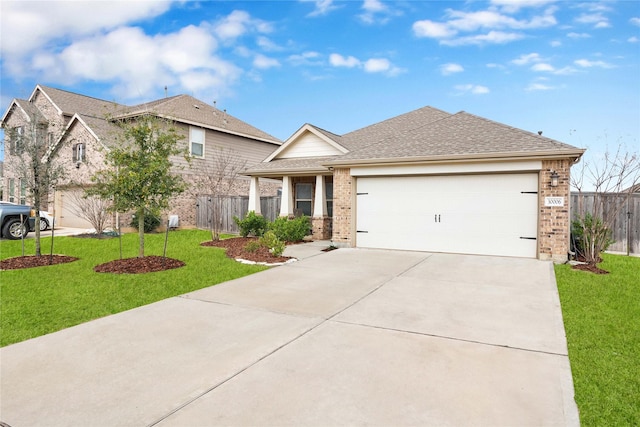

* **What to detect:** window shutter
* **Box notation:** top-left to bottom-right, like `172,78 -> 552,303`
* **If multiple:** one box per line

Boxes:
72,144 -> 78,162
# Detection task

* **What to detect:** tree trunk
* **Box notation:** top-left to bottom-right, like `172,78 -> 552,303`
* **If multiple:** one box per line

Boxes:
138,209 -> 145,258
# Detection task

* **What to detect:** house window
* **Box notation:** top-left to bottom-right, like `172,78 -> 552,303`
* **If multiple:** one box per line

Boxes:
190,127 -> 205,157
326,181 -> 333,217
9,126 -> 24,155
20,179 -> 26,205
73,143 -> 86,163
9,179 -> 15,203
295,183 -> 313,216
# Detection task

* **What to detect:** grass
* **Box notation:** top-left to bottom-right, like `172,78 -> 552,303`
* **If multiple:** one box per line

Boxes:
555,253 -> 640,426
0,230 -> 267,347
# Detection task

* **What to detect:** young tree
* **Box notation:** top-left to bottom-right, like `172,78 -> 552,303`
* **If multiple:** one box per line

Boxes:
88,116 -> 188,257
3,113 -> 66,256
571,143 -> 640,264
192,147 -> 247,241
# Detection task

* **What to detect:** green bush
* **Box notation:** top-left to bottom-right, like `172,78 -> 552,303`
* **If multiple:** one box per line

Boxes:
244,240 -> 262,253
269,215 -> 311,242
130,209 -> 161,233
233,211 -> 268,237
571,213 -> 614,263
260,231 -> 286,257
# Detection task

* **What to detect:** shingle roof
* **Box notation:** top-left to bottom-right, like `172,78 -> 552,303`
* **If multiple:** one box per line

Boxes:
340,106 -> 452,150
330,111 -> 583,164
74,114 -> 124,148
114,95 -> 281,145
37,85 -> 123,118
246,156 -> 341,175
14,99 -> 47,124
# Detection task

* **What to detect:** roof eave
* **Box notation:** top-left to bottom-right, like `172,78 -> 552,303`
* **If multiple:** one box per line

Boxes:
323,149 -> 586,168
244,166 -> 332,177
112,112 -> 281,146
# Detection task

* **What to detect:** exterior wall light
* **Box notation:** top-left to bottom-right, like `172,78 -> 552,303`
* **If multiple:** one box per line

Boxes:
550,171 -> 559,187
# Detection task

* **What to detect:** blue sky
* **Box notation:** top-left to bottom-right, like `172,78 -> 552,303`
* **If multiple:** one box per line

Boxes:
1,0 -> 639,167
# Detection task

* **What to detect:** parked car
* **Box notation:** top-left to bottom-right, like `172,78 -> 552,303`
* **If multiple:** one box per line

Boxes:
38,211 -> 55,231
0,202 -> 35,239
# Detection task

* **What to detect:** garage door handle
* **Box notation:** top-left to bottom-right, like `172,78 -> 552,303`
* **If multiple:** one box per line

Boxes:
520,237 -> 537,240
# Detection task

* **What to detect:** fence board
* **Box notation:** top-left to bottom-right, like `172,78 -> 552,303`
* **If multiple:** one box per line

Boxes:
196,195 -> 281,234
570,192 -> 639,254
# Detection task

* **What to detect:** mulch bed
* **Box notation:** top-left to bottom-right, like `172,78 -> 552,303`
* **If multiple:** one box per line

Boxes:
201,237 -> 294,264
0,255 -> 79,270
94,256 -> 185,274
571,263 -> 609,274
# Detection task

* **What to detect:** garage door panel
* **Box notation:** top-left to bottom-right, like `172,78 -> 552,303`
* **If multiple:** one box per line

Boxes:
356,174 -> 538,258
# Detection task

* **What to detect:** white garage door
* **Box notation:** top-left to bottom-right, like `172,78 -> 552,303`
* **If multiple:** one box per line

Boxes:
356,173 -> 538,258
55,189 -> 93,229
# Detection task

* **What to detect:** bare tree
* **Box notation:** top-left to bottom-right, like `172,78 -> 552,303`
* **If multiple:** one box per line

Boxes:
67,188 -> 113,234
571,142 -> 640,264
192,147 -> 247,240
3,112 -> 67,256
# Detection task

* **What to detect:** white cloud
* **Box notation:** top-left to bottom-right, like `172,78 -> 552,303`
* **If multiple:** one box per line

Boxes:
302,0 -> 340,17
575,12 -> 610,28
574,59 -> 614,68
212,10 -> 272,41
440,63 -> 464,75
256,36 -> 283,52
364,58 -> 391,73
413,20 -> 457,38
288,51 -> 323,66
441,31 -> 524,46
531,63 -> 555,72
550,40 -> 562,47
491,0 -> 557,13
628,36 -> 639,43
455,84 -> 490,95
631,17 -> 640,26
511,53 -> 543,65
0,0 -> 173,57
253,54 -> 280,69
525,82 -> 555,91
567,32 -> 591,39
358,0 -> 401,24
329,53 -> 361,68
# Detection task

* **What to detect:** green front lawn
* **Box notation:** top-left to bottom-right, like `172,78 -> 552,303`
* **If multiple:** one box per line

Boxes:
555,254 -> 640,426
0,230 -> 267,347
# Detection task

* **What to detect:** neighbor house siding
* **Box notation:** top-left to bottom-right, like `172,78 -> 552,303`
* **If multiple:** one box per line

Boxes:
538,159 -> 572,263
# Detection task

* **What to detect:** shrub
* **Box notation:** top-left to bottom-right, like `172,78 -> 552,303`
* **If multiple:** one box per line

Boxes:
130,209 -> 161,233
269,215 -> 311,242
571,213 -> 614,264
260,231 -> 286,257
233,211 -> 268,237
244,240 -> 262,253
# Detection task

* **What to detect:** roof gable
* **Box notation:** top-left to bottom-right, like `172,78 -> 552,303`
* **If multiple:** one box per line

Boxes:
265,124 -> 347,162
33,85 -> 122,119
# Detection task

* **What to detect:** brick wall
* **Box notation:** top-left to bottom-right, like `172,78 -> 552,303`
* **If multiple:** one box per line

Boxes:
331,168 -> 353,247
539,159 -> 572,262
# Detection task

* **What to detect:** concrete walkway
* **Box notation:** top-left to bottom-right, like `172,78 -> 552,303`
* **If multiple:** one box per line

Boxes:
0,243 -> 578,427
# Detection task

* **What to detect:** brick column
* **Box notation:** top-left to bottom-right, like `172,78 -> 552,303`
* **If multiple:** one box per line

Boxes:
539,159 -> 571,263
331,168 -> 353,247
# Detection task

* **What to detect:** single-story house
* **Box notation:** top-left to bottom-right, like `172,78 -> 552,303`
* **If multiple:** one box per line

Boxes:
245,106 -> 585,263
1,85 -> 282,229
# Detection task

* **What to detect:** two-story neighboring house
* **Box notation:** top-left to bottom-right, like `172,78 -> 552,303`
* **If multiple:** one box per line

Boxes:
1,85 -> 282,229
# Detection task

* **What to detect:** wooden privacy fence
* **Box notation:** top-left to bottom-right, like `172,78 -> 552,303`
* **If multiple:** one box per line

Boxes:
570,192 -> 640,255
196,195 -> 281,234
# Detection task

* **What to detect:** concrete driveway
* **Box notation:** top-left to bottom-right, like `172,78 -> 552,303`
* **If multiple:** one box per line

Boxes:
0,244 -> 578,426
